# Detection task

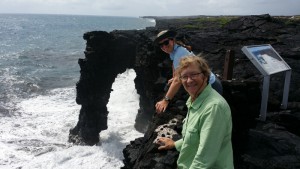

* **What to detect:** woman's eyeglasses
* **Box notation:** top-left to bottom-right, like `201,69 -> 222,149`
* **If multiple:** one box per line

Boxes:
159,39 -> 170,48
180,72 -> 202,82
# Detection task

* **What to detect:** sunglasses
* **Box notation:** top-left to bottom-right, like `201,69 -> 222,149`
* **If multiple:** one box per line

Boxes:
159,39 -> 170,47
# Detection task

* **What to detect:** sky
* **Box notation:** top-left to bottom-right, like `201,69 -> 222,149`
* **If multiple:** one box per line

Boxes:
0,0 -> 299,17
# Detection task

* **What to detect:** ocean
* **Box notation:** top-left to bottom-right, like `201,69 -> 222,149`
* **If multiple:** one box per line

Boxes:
0,14 -> 155,169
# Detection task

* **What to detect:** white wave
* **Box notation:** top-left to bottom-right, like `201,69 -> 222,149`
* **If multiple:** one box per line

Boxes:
0,69 -> 141,169
146,18 -> 156,23
0,87 -> 80,168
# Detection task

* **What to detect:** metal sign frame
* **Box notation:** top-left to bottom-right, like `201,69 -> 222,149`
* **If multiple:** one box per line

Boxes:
241,44 -> 292,121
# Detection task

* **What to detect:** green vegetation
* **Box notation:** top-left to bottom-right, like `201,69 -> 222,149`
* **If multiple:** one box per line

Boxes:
181,24 -> 200,29
194,17 -> 234,25
273,15 -> 300,26
284,16 -> 300,25
179,16 -> 237,30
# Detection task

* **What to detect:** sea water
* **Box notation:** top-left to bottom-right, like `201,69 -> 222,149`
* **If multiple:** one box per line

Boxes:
0,14 -> 155,169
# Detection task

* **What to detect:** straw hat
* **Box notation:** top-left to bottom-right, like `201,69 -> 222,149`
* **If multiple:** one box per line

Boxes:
154,30 -> 177,44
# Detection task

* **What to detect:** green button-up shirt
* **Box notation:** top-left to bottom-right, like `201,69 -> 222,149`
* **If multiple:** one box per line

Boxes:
174,85 -> 234,169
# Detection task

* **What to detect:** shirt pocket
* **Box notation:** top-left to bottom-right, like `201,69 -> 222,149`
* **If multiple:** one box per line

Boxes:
185,128 -> 199,145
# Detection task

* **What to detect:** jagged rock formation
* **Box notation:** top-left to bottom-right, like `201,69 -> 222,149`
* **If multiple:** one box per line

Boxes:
68,31 -> 140,145
69,14 -> 300,168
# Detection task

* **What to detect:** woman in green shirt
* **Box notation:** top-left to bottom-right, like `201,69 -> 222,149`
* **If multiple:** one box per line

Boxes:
157,55 -> 234,169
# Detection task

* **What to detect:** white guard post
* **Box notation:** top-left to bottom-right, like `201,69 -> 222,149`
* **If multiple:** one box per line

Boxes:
241,44 -> 292,121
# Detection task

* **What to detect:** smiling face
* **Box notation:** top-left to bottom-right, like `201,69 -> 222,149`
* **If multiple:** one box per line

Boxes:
159,38 -> 174,54
180,62 -> 208,100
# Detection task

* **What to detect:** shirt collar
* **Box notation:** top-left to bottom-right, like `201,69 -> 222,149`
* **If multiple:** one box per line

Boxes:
186,84 -> 212,110
170,44 -> 179,55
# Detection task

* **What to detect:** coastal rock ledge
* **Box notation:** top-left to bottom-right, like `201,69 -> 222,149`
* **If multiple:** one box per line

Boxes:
69,14 -> 300,169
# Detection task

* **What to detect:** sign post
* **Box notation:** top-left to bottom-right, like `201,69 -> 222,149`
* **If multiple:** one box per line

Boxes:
241,44 -> 292,121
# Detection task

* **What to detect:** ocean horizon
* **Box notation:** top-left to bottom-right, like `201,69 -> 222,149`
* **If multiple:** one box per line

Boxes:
0,14 -> 155,168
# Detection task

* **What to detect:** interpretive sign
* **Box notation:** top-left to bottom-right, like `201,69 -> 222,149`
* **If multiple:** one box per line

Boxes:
242,44 -> 291,75
241,44 -> 292,121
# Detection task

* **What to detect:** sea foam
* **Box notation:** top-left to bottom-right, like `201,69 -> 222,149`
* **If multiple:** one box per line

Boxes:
0,69 -> 141,169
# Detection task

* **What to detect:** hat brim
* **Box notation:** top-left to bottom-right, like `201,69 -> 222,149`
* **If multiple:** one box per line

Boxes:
154,30 -> 177,44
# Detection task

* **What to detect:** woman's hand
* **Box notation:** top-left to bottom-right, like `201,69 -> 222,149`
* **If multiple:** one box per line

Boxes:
155,100 -> 169,113
167,78 -> 173,85
157,137 -> 175,150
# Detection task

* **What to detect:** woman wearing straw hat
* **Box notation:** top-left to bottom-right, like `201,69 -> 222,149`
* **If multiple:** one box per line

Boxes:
154,30 -> 223,113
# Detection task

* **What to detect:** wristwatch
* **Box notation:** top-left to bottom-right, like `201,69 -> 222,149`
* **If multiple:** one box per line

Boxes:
163,96 -> 171,102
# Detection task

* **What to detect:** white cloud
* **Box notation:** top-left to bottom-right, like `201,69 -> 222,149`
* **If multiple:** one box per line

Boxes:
0,0 -> 299,16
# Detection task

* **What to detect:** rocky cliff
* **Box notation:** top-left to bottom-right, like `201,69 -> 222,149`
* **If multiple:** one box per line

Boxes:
69,14 -> 300,168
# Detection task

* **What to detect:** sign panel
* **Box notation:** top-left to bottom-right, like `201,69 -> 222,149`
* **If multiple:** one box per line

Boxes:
241,44 -> 292,121
242,44 -> 291,75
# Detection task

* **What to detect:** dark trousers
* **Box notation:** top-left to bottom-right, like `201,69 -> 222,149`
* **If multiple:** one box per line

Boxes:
211,77 -> 223,95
